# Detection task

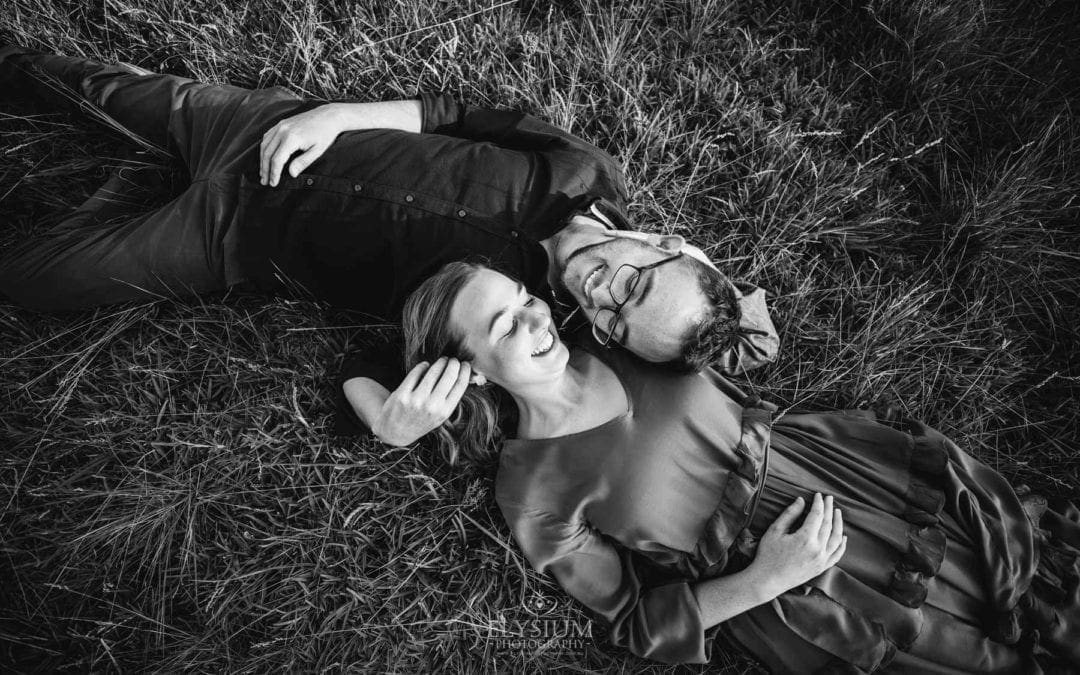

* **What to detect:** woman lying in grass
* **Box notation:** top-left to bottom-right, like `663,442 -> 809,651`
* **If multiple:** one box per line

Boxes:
344,260 -> 1080,673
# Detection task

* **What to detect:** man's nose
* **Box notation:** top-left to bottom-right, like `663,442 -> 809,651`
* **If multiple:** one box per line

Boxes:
589,271 -> 614,309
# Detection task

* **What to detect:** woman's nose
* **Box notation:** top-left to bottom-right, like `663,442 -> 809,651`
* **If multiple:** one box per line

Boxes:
522,306 -> 548,332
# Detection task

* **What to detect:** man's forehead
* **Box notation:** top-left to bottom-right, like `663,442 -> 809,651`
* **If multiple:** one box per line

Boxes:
621,272 -> 705,357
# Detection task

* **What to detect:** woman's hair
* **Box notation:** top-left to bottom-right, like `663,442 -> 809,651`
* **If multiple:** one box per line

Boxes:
401,260 -> 507,466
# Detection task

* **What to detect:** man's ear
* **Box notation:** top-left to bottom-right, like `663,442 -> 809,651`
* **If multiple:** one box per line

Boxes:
647,233 -> 686,252
681,242 -> 719,271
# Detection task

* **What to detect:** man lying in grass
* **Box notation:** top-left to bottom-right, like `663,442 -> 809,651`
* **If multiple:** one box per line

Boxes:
0,46 -> 777,405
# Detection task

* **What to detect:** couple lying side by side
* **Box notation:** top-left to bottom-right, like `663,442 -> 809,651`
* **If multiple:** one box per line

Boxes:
2,48 -> 1078,673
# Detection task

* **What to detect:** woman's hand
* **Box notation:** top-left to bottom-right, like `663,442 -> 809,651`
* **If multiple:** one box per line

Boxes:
749,493 -> 847,599
260,104 -> 350,186
371,357 -> 471,446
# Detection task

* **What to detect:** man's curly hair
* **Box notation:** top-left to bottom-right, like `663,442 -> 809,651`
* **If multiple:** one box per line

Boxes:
669,257 -> 742,372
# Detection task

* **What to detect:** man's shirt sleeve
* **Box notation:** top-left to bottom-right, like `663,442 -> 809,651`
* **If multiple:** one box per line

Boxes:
332,340 -> 406,436
417,91 -> 620,164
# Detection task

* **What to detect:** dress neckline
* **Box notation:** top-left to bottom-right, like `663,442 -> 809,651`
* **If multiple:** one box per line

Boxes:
503,343 -> 633,447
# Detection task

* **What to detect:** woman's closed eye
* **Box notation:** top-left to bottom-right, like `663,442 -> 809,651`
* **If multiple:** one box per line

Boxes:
503,297 -> 536,338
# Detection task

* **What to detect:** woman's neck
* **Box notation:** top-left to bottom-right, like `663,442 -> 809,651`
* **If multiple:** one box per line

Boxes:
508,347 -> 623,439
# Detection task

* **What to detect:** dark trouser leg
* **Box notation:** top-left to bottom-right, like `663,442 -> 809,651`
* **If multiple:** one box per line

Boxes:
2,48 -> 306,177
0,174 -> 245,311
0,49 -> 310,310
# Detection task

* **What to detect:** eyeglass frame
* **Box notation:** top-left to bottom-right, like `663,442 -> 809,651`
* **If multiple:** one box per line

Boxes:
591,251 -> 685,347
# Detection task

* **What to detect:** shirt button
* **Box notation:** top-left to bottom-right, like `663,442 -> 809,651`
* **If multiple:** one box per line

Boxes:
511,230 -> 519,238
305,178 -> 313,186
457,209 -> 467,218
405,194 -> 414,203
353,184 -> 362,192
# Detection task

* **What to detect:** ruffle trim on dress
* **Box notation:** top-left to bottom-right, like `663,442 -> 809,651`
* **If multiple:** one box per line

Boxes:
786,415 -> 950,674
887,419 -> 949,611
988,487 -> 1080,667
692,395 -> 775,577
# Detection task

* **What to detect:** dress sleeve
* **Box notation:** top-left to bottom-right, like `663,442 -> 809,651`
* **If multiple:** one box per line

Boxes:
711,279 -> 780,376
498,500 -> 715,664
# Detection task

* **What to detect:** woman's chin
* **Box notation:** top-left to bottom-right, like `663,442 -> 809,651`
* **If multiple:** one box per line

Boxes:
551,342 -> 571,367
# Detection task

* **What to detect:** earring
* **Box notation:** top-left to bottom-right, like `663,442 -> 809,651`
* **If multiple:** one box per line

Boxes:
469,373 -> 488,386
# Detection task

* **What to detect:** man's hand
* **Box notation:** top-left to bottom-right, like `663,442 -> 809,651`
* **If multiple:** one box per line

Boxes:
259,100 -> 424,186
748,493 -> 847,598
371,357 -> 471,446
260,104 -> 349,186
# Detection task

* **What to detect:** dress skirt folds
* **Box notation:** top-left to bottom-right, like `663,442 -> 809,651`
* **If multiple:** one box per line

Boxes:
495,347 -> 1078,672
721,409 -> 1080,674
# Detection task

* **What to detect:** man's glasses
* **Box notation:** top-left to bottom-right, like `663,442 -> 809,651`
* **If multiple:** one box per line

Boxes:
592,251 -> 684,347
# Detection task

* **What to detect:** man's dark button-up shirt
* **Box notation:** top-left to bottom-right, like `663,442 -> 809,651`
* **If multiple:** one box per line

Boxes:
236,92 -> 629,319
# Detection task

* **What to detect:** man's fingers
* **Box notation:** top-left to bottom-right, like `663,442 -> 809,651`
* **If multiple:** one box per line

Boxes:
288,143 -> 328,179
268,140 -> 299,187
288,146 -> 317,179
430,358 -> 461,400
260,129 -> 281,184
768,496 -> 805,534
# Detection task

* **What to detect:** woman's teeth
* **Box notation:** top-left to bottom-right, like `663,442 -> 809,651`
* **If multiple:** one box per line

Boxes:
532,331 -> 555,356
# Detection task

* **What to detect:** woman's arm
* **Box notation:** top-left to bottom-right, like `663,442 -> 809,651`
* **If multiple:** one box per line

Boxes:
343,356 -> 472,446
499,493 -> 844,664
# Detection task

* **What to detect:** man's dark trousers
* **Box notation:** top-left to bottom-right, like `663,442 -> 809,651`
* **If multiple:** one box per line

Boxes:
0,50 -> 310,310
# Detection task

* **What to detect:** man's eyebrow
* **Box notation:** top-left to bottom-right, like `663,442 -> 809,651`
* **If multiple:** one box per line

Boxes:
487,282 -> 527,335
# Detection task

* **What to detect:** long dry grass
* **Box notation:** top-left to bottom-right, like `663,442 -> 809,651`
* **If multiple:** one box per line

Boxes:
2,0 -> 1079,672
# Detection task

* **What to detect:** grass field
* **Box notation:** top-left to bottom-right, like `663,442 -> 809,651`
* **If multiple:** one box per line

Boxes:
2,0 -> 1079,671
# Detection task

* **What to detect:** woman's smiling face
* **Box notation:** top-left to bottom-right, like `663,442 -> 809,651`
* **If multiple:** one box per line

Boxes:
448,268 -> 570,390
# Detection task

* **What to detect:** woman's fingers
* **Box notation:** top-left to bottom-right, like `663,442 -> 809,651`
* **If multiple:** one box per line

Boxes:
445,362 -> 471,405
800,492 -> 825,535
827,536 -> 848,567
817,495 -> 834,544
415,357 -> 448,395
768,495 -> 805,534
826,508 -> 844,552
399,361 -> 431,392
430,358 -> 461,400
